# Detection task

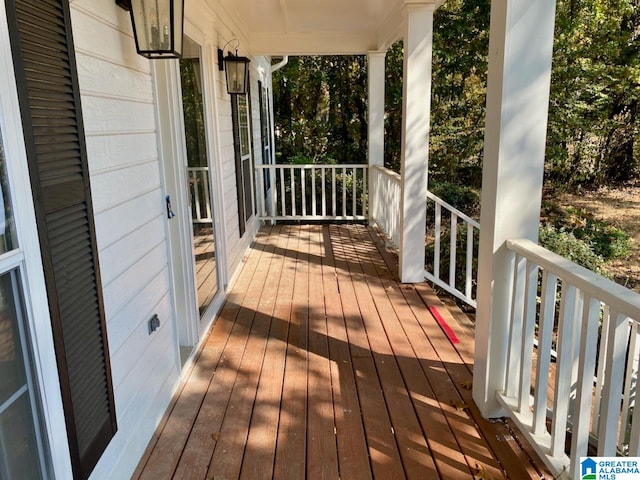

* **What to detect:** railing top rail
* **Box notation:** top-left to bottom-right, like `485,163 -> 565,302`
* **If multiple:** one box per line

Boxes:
507,238 -> 640,320
426,190 -> 480,229
187,166 -> 209,171
255,163 -> 368,169
371,165 -> 401,181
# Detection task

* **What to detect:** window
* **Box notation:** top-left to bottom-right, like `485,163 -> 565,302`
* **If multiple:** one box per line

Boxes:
231,90 -> 254,237
0,129 -> 49,479
258,81 -> 272,195
7,0 -> 116,478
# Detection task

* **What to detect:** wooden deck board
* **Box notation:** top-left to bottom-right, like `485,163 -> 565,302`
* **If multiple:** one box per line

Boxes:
239,227 -> 294,480
133,227 -> 272,480
306,226 -> 340,480
321,226 -> 373,480
348,226 -> 477,479
338,226 -> 437,480
135,224 -> 551,480
331,226 -> 406,480
204,225 -> 289,480
273,226 -> 309,480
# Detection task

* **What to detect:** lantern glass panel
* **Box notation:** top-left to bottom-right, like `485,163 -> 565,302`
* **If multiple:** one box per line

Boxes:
173,0 -> 183,55
225,59 -> 248,94
130,0 -> 183,58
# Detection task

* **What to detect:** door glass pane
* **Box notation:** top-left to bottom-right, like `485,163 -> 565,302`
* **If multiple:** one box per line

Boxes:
0,271 -> 46,479
180,37 -> 220,318
0,131 -> 17,254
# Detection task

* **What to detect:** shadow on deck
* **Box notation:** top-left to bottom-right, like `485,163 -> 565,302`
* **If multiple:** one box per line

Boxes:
133,224 -> 552,479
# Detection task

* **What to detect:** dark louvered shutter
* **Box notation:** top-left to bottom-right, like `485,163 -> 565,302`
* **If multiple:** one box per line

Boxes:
242,157 -> 253,219
6,1 -> 117,478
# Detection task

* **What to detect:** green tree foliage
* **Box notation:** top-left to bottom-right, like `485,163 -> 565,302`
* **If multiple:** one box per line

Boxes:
428,0 -> 489,187
272,0 -> 639,188
180,58 -> 207,167
384,0 -> 490,184
273,56 -> 367,164
384,42 -> 403,172
547,0 -> 640,187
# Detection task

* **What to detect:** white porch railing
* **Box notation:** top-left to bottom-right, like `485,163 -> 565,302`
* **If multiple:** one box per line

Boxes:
500,238 -> 640,479
370,165 -> 401,247
255,164 -> 368,221
187,166 -> 212,223
425,191 -> 480,308
369,166 -> 479,308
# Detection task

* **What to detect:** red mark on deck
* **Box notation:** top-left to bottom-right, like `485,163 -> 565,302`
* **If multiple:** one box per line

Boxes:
427,305 -> 459,344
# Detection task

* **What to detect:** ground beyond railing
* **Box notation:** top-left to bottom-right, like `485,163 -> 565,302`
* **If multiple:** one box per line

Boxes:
255,164 -> 368,221
501,239 -> 640,479
370,165 -> 479,308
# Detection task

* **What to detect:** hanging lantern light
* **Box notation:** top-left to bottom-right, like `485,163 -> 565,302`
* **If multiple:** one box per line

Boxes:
223,54 -> 250,94
217,40 -> 251,95
116,0 -> 184,59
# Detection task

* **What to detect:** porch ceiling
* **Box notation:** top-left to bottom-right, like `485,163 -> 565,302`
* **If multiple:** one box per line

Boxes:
214,0 -> 438,55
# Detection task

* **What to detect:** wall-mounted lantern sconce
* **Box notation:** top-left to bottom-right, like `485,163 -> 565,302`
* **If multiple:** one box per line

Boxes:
217,40 -> 251,95
116,0 -> 184,59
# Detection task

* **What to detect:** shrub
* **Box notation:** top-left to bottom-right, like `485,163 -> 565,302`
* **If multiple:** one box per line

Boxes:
428,182 -> 480,218
539,225 -> 607,275
573,223 -> 630,260
540,204 -> 631,262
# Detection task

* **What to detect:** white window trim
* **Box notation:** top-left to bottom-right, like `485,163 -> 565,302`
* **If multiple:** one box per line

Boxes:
0,3 -> 74,478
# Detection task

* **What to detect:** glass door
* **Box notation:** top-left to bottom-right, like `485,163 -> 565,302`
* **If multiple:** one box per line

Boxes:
180,37 -> 220,317
0,129 -> 49,479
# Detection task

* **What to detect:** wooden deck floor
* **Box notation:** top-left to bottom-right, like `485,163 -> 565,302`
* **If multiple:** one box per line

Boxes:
134,225 -> 551,480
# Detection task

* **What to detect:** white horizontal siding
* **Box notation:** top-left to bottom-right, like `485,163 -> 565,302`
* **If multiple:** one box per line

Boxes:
94,189 -> 164,249
99,215 -> 166,285
102,244 -> 170,347
91,160 -> 162,214
106,267 -> 172,354
71,1 -> 149,72
82,96 -> 156,134
92,338 -> 178,480
70,4 -> 177,480
85,133 -> 158,173
111,295 -> 174,412
65,1 -> 275,478
76,52 -> 153,102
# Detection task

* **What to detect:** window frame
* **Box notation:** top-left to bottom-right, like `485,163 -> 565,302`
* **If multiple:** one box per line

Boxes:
6,0 -> 117,473
0,2 -> 74,478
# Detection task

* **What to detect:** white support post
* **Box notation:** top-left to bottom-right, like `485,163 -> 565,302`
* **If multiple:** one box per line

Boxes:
473,0 -> 557,418
398,3 -> 434,283
367,51 -> 386,223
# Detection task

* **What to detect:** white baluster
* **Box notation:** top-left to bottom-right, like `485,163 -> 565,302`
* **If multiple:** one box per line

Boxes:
518,260 -> 539,416
597,310 -> 628,456
534,271 -> 557,435
506,254 -> 526,399
465,225 -> 474,299
449,213 -> 458,288
434,202 -> 441,280
569,295 -> 601,477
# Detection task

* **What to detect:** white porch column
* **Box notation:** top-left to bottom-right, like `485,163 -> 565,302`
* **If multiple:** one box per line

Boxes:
398,3 -> 435,283
367,51 -> 386,222
473,0 -> 557,417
